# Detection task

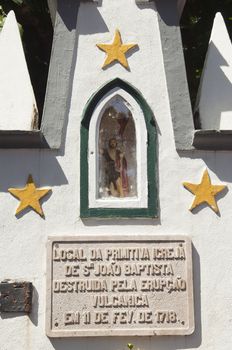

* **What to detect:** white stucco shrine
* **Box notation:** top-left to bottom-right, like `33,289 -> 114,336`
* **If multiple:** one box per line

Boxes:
0,1 -> 232,350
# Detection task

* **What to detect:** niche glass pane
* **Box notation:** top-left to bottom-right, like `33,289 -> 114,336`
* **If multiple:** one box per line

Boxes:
98,95 -> 137,199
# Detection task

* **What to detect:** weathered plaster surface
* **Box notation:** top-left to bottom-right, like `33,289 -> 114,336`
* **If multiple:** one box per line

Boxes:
156,0 -> 194,150
0,1 -> 232,350
41,0 -> 80,149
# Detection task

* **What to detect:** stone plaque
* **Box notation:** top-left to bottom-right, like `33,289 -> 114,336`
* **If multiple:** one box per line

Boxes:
46,236 -> 194,337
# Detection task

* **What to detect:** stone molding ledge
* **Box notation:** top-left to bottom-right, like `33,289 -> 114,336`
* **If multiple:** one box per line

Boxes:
193,130 -> 232,150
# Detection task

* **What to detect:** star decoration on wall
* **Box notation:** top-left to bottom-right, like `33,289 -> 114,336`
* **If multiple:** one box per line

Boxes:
8,175 -> 51,217
97,29 -> 137,69
183,169 -> 226,214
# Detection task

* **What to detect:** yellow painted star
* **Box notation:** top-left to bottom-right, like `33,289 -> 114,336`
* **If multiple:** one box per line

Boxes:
97,29 -> 137,69
183,169 -> 226,213
8,175 -> 51,217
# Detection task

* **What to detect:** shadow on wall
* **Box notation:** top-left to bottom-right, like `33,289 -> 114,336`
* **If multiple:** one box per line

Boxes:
135,1 -> 156,11
58,0 -> 108,34
49,244 -> 201,350
29,285 -> 39,327
78,2 -> 109,35
178,149 -> 232,183
0,150 -> 68,193
136,0 -> 179,26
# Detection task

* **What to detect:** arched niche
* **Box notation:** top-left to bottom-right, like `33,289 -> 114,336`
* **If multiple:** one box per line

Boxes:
80,78 -> 158,218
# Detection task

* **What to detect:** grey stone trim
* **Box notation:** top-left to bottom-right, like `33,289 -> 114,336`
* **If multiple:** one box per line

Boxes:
156,0 -> 194,150
0,131 -> 49,148
41,0 -> 80,149
47,0 -> 57,26
136,0 -> 151,4
193,130 -> 232,150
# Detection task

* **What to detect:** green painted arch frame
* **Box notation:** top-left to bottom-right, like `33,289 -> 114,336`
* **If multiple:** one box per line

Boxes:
80,78 -> 158,218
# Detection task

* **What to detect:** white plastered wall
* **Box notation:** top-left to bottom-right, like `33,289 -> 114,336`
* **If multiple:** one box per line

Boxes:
0,1 -> 231,350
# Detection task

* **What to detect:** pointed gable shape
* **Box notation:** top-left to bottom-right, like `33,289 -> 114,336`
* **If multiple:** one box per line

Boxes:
197,13 -> 232,130
0,11 -> 38,130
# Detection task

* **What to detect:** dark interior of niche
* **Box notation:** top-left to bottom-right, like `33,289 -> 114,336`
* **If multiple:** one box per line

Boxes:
0,0 -> 53,127
180,0 -> 232,127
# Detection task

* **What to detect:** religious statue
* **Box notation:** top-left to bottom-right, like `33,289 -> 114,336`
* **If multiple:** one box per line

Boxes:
102,138 -> 129,197
97,96 -> 137,199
